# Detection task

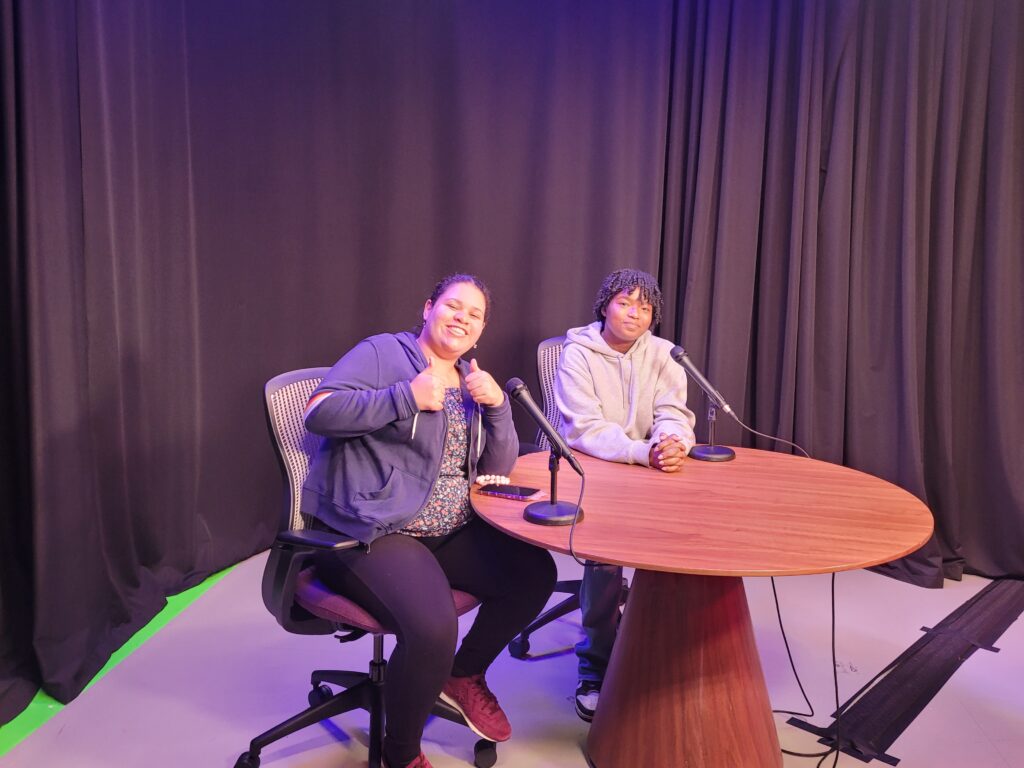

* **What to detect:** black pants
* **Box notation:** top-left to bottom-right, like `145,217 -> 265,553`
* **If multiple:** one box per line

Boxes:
313,516 -> 556,765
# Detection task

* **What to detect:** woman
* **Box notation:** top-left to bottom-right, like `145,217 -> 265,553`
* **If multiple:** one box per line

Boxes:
302,274 -> 556,768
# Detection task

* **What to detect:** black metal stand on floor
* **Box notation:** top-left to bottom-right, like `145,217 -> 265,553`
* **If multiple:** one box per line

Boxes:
787,578 -> 1024,765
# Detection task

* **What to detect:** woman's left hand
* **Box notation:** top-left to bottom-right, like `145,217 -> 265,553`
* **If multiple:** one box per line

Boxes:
466,358 -> 504,407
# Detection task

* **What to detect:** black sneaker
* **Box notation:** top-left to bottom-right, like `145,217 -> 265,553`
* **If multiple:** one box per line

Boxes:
575,680 -> 601,722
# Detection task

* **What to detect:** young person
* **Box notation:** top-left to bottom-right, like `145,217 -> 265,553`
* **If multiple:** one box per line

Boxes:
554,268 -> 696,722
303,274 -> 557,768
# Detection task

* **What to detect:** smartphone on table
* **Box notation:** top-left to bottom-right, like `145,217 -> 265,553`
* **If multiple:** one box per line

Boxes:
476,484 -> 542,501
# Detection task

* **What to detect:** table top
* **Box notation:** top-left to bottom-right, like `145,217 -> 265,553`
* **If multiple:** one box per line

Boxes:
471,447 -> 934,577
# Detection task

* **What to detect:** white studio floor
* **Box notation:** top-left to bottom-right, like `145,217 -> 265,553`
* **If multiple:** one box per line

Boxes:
5,551 -> 1023,768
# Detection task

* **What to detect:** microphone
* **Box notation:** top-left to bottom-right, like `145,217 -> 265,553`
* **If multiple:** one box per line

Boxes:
504,378 -> 584,476
669,346 -> 733,416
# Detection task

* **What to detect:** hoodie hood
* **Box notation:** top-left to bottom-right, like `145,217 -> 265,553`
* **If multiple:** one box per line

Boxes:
396,330 -> 431,369
564,322 -> 652,360
564,322 -> 651,411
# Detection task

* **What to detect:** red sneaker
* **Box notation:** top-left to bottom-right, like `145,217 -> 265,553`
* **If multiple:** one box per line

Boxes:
383,752 -> 433,768
440,673 -> 512,742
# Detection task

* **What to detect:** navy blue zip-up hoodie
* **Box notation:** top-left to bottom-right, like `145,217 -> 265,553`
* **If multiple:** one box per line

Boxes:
301,331 -> 518,545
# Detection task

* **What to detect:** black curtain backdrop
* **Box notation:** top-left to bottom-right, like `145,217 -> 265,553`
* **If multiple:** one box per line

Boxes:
657,0 -> 1023,586
1,0 -> 1021,724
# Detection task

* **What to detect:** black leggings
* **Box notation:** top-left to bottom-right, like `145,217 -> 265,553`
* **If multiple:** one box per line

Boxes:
313,516 -> 556,765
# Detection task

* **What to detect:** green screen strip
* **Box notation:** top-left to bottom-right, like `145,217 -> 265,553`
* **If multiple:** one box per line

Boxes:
0,565 -> 234,757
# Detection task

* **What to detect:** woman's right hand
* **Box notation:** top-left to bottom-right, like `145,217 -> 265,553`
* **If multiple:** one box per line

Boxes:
410,356 -> 445,411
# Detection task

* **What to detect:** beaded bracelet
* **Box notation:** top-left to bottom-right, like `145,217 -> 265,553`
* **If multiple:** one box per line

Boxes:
475,474 -> 511,486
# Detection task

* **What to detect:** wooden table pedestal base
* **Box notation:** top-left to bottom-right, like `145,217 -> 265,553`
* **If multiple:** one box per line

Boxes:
586,570 -> 782,768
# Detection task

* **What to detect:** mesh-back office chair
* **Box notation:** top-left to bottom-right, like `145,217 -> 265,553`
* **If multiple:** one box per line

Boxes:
507,337 -> 627,660
235,369 -> 497,768
533,336 -> 566,452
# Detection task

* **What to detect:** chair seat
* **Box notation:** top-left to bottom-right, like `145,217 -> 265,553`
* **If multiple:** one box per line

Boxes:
295,567 -> 481,634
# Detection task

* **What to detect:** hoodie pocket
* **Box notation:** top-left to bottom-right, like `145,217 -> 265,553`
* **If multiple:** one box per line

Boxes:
348,465 -> 428,522
353,466 -> 400,502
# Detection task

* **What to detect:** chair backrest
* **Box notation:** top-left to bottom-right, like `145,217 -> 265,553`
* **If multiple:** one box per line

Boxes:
264,367 -> 330,532
535,336 -> 565,450
261,367 -> 483,638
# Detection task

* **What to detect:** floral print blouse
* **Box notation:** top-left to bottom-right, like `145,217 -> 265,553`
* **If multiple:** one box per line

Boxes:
402,388 -> 473,537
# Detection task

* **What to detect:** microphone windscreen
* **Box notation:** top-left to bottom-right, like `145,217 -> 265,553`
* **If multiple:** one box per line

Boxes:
505,377 -> 526,395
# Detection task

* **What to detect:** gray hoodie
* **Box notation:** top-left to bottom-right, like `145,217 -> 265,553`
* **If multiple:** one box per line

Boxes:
554,322 -> 696,466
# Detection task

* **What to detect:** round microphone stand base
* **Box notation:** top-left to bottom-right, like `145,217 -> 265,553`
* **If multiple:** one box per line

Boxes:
524,500 -> 583,526
690,444 -> 736,462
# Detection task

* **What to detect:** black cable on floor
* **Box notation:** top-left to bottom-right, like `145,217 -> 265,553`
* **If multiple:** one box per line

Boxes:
774,573 -> 840,763
721,420 -> 840,764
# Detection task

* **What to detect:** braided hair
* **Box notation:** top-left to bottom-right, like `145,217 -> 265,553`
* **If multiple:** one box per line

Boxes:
593,268 -> 662,328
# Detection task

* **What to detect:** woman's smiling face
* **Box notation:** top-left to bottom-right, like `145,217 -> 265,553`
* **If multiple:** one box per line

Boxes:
419,281 -> 488,360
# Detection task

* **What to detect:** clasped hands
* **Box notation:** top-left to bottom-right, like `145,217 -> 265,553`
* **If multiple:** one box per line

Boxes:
649,433 -> 686,473
410,357 -> 503,411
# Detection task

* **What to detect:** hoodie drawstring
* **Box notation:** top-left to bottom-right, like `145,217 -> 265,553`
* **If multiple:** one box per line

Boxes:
407,376 -> 481,460
619,357 -> 628,410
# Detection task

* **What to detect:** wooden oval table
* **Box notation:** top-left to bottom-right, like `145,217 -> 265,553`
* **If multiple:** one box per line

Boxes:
471,448 -> 934,768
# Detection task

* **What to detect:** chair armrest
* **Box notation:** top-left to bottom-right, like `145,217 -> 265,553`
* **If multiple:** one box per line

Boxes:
261,530 -> 360,634
276,529 -> 361,550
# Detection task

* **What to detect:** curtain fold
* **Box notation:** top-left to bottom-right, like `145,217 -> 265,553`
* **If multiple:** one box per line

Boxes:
659,0 -> 1023,586
1,0 -> 40,725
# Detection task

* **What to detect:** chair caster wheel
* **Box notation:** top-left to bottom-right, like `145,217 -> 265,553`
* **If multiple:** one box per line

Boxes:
473,738 -> 497,768
308,683 -> 332,707
508,635 -> 529,659
234,752 -> 260,768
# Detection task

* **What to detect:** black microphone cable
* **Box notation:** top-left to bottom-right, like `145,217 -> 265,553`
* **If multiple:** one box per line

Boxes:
730,413 -> 810,459
566,475 -> 588,567
669,348 -> 841,765
771,572 -> 840,766
714,422 -> 839,764
720,417 -> 840,764
504,377 -> 588,565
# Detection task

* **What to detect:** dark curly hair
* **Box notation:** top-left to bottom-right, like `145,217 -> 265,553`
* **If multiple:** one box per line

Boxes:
593,268 -> 662,328
425,273 -> 493,323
